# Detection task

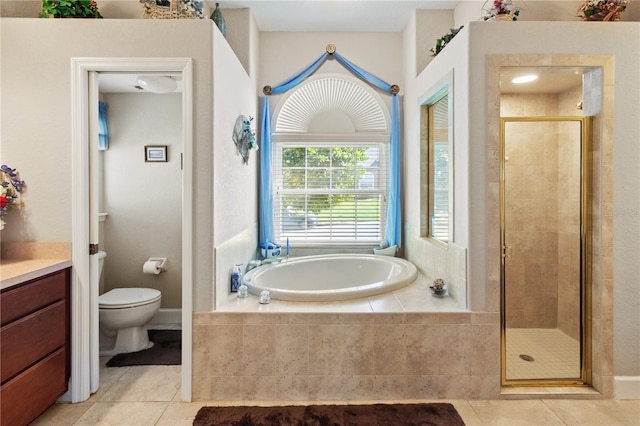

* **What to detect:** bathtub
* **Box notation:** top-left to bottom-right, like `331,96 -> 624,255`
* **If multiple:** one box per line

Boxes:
242,254 -> 418,302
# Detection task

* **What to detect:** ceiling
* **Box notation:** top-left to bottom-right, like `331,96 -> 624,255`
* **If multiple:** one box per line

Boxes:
206,0 -> 461,32
99,67 -> 588,95
500,66 -> 588,95
98,73 -> 183,94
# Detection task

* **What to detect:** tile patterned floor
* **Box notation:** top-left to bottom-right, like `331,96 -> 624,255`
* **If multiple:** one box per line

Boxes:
506,328 -> 581,380
32,364 -> 640,425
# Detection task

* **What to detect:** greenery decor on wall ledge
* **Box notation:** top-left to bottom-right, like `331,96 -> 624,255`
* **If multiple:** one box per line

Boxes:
577,0 -> 628,21
39,0 -> 103,18
430,26 -> 464,57
482,0 -> 520,21
140,0 -> 205,19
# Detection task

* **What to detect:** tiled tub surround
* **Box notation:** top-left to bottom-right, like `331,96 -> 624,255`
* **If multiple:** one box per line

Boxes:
216,271 -> 463,313
404,227 -> 468,306
192,311 -> 501,401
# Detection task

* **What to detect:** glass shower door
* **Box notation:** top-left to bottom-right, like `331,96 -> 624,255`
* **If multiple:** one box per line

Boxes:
501,117 -> 591,385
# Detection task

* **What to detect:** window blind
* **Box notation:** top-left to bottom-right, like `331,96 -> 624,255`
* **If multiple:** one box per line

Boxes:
273,142 -> 388,245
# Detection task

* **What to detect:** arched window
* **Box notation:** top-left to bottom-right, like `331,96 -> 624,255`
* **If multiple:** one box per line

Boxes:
271,74 -> 390,246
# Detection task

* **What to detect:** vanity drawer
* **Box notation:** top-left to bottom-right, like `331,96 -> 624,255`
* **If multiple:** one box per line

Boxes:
0,269 -> 67,326
0,348 -> 67,426
0,300 -> 66,383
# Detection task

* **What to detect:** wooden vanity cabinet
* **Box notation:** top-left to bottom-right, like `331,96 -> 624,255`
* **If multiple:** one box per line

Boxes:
0,268 -> 71,426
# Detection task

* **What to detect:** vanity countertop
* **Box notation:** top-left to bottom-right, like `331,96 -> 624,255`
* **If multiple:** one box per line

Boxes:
0,258 -> 72,291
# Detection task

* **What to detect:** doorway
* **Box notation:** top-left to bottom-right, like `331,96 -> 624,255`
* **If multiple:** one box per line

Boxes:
71,58 -> 193,402
500,116 -> 591,385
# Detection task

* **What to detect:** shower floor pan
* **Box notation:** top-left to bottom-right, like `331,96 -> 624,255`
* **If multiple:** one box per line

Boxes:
506,328 -> 581,381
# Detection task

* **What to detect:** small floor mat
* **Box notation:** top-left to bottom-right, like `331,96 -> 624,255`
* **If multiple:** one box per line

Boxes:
193,403 -> 465,426
106,329 -> 181,367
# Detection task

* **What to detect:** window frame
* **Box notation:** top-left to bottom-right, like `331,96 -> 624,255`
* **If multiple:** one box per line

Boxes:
420,77 -> 454,246
272,133 -> 390,247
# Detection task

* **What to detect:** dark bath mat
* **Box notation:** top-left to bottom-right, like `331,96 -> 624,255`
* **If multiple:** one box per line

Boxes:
193,403 -> 465,426
106,329 -> 181,367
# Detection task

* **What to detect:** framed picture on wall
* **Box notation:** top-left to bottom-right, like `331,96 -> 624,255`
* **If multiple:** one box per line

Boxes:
145,145 -> 167,162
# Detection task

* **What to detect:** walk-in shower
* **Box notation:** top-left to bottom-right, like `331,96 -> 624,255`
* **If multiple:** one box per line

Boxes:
500,115 -> 591,385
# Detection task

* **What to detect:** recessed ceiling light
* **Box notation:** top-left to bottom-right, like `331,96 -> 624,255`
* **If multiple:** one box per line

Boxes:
512,74 -> 538,84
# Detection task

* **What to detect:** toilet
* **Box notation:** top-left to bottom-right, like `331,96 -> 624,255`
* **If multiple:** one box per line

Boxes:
97,252 -> 162,356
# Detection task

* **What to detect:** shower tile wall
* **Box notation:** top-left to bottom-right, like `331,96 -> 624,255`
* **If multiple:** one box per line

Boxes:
501,88 -> 582,336
557,85 -> 584,341
501,94 -> 560,329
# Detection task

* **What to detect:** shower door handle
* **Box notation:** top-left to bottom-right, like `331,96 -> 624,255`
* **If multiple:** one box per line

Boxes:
502,245 -> 512,260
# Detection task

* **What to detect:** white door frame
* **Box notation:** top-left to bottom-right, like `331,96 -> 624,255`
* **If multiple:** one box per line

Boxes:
71,57 -> 193,402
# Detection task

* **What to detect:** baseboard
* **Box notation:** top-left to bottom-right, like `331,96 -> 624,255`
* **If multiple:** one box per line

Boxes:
148,308 -> 182,330
614,376 -> 640,399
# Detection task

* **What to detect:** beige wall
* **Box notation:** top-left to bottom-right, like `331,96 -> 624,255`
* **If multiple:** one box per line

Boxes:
415,9 -> 454,77
223,8 -> 260,84
101,93 -> 183,309
403,21 -> 639,386
259,31 -> 403,120
472,23 -> 640,382
212,24 -> 259,306
403,17 -> 472,308
1,8 -> 638,396
0,18 -> 257,310
0,19 -> 212,244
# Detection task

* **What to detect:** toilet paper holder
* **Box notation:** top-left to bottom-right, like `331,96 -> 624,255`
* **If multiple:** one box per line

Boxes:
144,257 -> 167,273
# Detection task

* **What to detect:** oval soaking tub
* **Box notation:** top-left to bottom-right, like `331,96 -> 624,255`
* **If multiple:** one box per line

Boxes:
242,254 -> 418,302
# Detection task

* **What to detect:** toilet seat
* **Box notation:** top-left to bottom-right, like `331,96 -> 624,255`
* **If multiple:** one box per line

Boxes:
99,288 -> 161,310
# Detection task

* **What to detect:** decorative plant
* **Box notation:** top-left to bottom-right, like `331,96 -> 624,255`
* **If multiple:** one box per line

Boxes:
39,0 -> 103,18
577,0 -> 628,21
139,0 -> 205,19
430,26 -> 464,57
430,278 -> 447,296
0,165 -> 26,230
482,0 -> 520,21
180,0 -> 204,18
232,115 -> 258,164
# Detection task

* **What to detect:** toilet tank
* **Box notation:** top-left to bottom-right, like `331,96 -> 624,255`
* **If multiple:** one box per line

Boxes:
97,251 -> 107,277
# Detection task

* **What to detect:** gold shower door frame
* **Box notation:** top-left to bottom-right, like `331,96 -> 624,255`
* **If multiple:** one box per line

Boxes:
500,116 -> 592,387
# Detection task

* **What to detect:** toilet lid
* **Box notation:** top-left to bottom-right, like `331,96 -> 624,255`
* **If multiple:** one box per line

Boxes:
99,288 -> 161,309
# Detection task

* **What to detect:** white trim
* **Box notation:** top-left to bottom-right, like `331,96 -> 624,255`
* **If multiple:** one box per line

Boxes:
88,71 -> 101,394
71,58 -> 91,403
180,58 -> 194,402
614,376 -> 640,399
71,57 -> 193,403
418,70 -> 455,247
